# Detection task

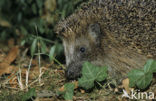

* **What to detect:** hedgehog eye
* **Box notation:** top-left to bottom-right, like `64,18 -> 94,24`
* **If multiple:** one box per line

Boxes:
80,47 -> 86,53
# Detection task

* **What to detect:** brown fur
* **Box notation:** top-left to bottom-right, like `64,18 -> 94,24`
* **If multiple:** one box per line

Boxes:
56,0 -> 156,79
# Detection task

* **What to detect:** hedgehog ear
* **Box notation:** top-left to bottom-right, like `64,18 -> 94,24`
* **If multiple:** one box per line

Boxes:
88,23 -> 101,45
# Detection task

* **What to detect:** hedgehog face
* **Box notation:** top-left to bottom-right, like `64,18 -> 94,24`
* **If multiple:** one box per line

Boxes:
62,23 -> 102,80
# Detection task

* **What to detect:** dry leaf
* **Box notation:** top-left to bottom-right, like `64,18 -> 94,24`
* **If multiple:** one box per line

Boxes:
122,78 -> 130,94
80,89 -> 85,94
59,85 -> 65,92
73,81 -> 78,89
21,66 -> 40,79
3,46 -> 19,64
45,0 -> 56,12
8,75 -> 18,88
8,38 -> 15,48
0,46 -> 19,75
0,63 -> 11,75
0,17 -> 11,27
32,59 -> 38,66
54,69 -> 64,73
42,0 -> 57,23
0,52 -> 6,62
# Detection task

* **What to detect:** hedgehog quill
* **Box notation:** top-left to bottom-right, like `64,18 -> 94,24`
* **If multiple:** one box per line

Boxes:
56,0 -> 156,80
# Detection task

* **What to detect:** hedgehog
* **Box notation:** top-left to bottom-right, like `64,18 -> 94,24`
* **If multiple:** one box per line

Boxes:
55,0 -> 156,80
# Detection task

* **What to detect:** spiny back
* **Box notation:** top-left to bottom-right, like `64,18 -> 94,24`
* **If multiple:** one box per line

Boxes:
56,0 -> 156,57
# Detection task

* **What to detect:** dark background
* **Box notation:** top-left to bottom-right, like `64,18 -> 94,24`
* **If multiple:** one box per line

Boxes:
0,0 -> 89,62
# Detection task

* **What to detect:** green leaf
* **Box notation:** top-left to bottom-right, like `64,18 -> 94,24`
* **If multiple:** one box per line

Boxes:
36,0 -> 43,8
128,69 -> 144,87
49,45 -> 56,61
31,38 -> 37,57
128,59 -> 156,89
21,40 -> 26,46
32,4 -> 37,14
20,26 -> 27,35
78,76 -> 95,89
21,88 -> 36,101
78,62 -> 107,89
81,62 -> 97,79
17,12 -> 22,22
95,67 -> 107,82
144,59 -> 156,73
40,39 -> 47,54
136,73 -> 153,89
38,19 -> 45,34
58,83 -> 74,100
55,43 -> 63,56
128,69 -> 152,89
64,83 -> 75,100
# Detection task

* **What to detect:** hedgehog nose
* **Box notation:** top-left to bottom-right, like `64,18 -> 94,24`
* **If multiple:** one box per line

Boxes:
65,62 -> 83,80
65,69 -> 75,79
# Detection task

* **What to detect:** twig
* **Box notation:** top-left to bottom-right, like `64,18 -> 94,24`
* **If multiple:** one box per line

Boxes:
28,71 -> 44,87
53,57 -> 65,69
26,57 -> 33,89
17,68 -> 24,90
